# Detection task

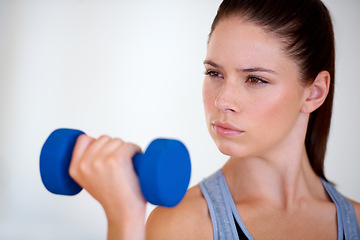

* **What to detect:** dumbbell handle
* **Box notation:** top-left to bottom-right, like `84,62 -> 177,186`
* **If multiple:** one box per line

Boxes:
40,128 -> 191,207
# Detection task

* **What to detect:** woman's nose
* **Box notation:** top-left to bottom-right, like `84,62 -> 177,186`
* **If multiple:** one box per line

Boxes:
215,82 -> 239,113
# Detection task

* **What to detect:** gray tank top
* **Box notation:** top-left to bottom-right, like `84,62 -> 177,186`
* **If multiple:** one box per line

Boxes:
199,170 -> 360,240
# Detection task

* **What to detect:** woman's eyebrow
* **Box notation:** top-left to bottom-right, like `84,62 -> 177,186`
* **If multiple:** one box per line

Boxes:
203,60 -> 222,68
204,60 -> 278,75
240,67 -> 278,75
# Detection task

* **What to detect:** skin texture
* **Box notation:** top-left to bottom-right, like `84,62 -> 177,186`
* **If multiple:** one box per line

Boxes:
69,17 -> 360,240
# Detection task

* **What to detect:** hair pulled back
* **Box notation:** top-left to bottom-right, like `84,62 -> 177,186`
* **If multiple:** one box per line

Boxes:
210,0 -> 335,181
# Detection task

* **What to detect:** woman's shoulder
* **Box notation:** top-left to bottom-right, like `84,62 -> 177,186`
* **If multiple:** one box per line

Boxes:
146,185 -> 213,240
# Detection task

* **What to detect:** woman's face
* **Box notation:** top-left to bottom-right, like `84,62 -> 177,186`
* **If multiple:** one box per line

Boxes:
203,17 -> 308,159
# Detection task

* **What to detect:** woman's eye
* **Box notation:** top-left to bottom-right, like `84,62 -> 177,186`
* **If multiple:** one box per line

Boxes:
205,70 -> 223,78
246,76 -> 268,85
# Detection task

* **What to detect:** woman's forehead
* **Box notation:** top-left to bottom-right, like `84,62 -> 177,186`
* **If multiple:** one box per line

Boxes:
206,18 -> 288,72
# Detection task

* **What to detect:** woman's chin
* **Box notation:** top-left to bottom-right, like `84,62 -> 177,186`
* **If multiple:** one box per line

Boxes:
214,140 -> 249,159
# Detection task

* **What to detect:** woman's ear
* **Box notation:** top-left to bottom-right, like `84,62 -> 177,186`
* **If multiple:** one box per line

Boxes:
301,71 -> 331,113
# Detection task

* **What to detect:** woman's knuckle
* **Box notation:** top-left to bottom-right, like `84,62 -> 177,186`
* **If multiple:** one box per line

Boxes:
68,165 -> 78,178
99,135 -> 110,141
106,155 -> 120,167
77,134 -> 88,142
91,159 -> 102,171
122,142 -> 133,149
79,161 -> 91,175
113,138 -> 124,145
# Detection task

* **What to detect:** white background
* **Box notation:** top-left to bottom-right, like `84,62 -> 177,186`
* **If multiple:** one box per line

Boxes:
0,0 -> 359,239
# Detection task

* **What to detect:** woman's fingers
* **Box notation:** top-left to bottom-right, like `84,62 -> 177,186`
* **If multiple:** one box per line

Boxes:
69,134 -> 144,203
69,135 -> 119,187
107,141 -> 141,168
92,138 -> 125,169
69,134 -> 94,179
109,142 -> 143,193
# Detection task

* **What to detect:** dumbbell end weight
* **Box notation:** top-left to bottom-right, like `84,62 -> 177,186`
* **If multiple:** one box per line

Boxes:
40,128 -> 84,195
133,138 -> 191,207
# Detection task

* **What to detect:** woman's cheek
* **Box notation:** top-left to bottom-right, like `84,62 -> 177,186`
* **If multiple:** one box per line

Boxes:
202,82 -> 217,115
252,93 -> 301,145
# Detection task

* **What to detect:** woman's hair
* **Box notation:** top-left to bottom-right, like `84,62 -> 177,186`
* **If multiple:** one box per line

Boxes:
210,0 -> 335,181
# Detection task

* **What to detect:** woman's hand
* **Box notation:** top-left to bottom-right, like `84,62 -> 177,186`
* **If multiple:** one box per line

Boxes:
69,134 -> 146,240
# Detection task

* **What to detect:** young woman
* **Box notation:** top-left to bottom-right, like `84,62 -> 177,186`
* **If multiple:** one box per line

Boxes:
69,0 -> 360,239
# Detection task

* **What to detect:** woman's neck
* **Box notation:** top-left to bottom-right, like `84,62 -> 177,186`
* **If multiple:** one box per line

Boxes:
221,116 -> 329,210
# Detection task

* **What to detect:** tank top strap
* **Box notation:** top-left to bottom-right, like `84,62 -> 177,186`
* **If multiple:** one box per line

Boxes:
322,179 -> 360,240
199,170 -> 240,240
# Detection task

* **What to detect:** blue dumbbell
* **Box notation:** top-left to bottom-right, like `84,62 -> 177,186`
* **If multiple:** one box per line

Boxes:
40,128 -> 191,207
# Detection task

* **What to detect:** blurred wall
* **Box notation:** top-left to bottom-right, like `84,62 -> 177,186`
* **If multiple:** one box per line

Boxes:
0,0 -> 359,239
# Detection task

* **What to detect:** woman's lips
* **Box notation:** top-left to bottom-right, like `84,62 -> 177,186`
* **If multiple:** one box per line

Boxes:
212,121 -> 244,137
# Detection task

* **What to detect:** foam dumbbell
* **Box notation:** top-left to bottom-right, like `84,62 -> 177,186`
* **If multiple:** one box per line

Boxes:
40,128 -> 191,207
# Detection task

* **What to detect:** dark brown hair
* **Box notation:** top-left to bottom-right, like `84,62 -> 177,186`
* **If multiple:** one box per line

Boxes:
210,0 -> 335,181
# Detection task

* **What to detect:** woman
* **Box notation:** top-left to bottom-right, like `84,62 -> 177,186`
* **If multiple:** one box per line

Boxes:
69,0 -> 360,239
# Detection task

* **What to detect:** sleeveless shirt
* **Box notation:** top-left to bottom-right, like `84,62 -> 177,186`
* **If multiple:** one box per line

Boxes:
199,170 -> 360,240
